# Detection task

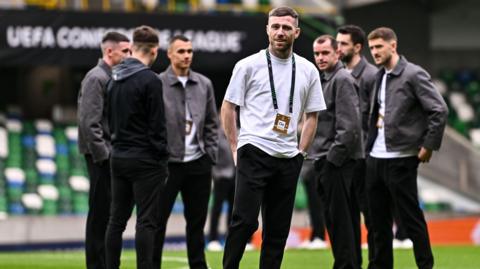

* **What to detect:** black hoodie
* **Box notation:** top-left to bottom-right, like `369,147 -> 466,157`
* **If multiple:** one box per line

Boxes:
108,57 -> 168,159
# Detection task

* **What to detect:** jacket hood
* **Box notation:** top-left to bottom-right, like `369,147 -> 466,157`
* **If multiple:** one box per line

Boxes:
112,58 -> 148,81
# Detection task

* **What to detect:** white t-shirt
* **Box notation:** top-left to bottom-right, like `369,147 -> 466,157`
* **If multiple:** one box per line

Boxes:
178,76 -> 203,162
370,71 -> 418,158
224,49 -> 326,158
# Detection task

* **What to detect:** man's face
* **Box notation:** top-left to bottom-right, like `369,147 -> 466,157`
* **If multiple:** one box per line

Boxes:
108,41 -> 131,66
168,39 -> 193,70
368,38 -> 395,66
336,33 -> 355,63
313,39 -> 338,72
266,16 -> 300,55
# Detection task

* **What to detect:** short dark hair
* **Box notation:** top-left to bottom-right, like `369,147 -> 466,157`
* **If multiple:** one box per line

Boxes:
269,6 -> 299,26
169,34 -> 190,45
368,27 -> 397,42
337,25 -> 365,48
101,31 -> 129,44
132,25 -> 159,54
314,35 -> 338,51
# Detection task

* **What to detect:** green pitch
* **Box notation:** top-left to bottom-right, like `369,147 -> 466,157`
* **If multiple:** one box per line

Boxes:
0,246 -> 478,268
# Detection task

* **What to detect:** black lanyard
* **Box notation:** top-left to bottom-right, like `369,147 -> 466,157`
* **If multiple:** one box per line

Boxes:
266,49 -> 296,114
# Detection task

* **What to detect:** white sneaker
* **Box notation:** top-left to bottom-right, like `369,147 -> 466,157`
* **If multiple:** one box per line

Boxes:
245,243 -> 255,251
400,239 -> 413,249
206,240 -> 223,252
393,238 -> 403,249
298,239 -> 312,249
307,238 -> 328,250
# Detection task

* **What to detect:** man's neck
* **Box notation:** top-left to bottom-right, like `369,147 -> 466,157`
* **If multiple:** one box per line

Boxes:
131,53 -> 151,67
384,53 -> 399,71
102,57 -> 114,68
346,54 -> 361,70
172,65 -> 189,77
268,46 -> 292,59
325,60 -> 339,73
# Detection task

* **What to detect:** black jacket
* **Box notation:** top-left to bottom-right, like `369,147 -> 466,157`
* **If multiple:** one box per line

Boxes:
108,58 -> 168,159
366,56 -> 448,152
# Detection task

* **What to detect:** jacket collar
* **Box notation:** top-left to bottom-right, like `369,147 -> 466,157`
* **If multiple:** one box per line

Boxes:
351,57 -> 368,78
164,65 -> 199,87
98,59 -> 112,76
384,55 -> 407,77
321,61 -> 344,82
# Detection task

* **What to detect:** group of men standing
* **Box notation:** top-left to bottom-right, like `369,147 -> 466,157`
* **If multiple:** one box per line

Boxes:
78,26 -> 219,269
78,5 -> 448,269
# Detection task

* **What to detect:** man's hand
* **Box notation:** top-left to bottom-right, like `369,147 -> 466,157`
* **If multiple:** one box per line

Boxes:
418,147 -> 432,163
232,149 -> 237,166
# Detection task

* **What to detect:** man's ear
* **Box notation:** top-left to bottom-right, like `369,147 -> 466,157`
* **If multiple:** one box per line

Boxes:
294,27 -> 301,39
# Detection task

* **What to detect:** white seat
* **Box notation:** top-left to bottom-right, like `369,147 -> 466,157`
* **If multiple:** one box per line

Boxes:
5,167 -> 25,184
65,126 -> 79,142
38,185 -> 59,200
0,127 -> 8,158
6,119 -> 22,133
36,134 -> 56,158
69,175 -> 90,192
35,119 -> 53,134
36,159 -> 57,175
22,193 -> 43,210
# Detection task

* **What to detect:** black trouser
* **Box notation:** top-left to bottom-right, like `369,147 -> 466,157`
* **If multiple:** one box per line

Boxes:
85,155 -> 112,269
366,156 -> 433,269
353,158 -> 373,267
209,178 -> 235,242
105,158 -> 167,269
158,155 -> 212,269
316,158 -> 360,269
223,144 -> 304,269
300,160 -> 326,241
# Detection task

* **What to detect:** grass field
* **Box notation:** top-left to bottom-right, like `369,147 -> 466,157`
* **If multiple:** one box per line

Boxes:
0,246 -> 479,269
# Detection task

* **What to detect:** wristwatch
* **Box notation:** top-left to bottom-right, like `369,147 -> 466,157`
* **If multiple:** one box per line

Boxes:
299,150 -> 308,159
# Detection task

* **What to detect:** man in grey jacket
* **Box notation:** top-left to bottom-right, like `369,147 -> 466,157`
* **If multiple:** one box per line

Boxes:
366,27 -> 448,269
311,35 -> 363,269
158,34 -> 218,269
336,24 -> 378,266
77,31 -> 130,269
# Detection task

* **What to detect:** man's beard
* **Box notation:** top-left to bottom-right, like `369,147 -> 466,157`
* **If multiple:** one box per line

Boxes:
340,52 -> 353,65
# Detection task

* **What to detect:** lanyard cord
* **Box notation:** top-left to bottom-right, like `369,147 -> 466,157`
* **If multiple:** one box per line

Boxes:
266,49 -> 296,114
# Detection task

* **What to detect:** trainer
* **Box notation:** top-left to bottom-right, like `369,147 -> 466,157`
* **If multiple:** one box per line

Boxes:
366,27 -> 448,269
221,6 -> 326,269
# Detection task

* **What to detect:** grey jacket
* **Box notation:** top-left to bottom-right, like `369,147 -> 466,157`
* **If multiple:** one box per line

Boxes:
366,56 -> 449,152
159,66 -> 219,163
77,59 -> 111,163
351,57 -> 377,144
309,62 -> 363,166
212,128 -> 235,180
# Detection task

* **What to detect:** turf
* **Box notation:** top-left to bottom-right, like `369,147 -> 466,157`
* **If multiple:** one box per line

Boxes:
0,246 -> 478,268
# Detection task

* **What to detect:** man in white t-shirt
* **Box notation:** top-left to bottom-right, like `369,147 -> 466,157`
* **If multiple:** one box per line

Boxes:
221,6 -> 326,269
366,27 -> 448,269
